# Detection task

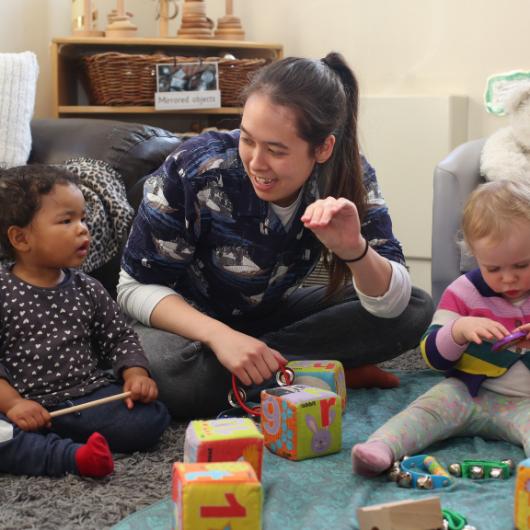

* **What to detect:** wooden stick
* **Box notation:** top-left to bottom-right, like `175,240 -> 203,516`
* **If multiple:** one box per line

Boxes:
226,0 -> 233,16
49,391 -> 132,418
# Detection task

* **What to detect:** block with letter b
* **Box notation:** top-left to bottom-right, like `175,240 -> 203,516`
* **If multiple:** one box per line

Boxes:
172,461 -> 262,530
287,360 -> 347,411
260,384 -> 342,461
184,418 -> 264,479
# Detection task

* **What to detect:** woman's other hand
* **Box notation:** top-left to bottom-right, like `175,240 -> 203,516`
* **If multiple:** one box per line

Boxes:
301,197 -> 365,260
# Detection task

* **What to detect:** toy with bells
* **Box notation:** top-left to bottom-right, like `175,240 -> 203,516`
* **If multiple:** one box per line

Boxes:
214,0 -> 245,41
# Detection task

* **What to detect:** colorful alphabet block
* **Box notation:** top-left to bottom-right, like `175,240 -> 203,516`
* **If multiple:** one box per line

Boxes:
184,418 -> 264,479
515,458 -> 530,529
172,461 -> 262,530
287,360 -> 347,411
260,384 -> 342,461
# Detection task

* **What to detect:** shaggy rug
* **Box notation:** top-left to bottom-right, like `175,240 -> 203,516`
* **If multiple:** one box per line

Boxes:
0,350 -> 425,530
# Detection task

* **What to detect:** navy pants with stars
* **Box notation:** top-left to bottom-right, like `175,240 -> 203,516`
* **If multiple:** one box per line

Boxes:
0,383 -> 170,477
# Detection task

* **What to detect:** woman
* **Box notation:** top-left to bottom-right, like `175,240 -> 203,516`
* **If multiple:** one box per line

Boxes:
117,52 -> 433,418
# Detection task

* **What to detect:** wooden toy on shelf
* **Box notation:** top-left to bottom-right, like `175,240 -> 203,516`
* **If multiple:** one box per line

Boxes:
357,496 -> 444,530
157,0 -> 179,38
214,0 -> 245,41
177,0 -> 214,40
72,0 -> 104,37
105,0 -> 138,38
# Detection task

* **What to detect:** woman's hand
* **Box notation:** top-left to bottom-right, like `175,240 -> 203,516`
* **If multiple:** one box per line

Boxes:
122,367 -> 159,409
451,316 -> 509,346
6,398 -> 51,431
210,329 -> 287,386
301,197 -> 365,260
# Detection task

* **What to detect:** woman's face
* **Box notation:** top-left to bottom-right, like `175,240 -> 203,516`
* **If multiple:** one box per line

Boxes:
239,93 -> 334,207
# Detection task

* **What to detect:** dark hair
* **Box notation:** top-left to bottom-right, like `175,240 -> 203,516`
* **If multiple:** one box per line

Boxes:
0,164 -> 79,259
243,52 -> 366,295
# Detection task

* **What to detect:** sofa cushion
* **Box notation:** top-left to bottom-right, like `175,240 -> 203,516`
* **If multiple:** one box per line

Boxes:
29,119 -> 184,206
0,52 -> 38,168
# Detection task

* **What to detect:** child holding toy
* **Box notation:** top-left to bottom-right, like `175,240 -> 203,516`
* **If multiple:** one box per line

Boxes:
353,179 -> 530,476
118,52 -> 433,418
0,165 -> 170,478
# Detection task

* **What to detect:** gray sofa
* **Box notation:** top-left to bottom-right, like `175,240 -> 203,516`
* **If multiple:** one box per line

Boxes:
431,138 -> 485,306
29,118 -> 184,297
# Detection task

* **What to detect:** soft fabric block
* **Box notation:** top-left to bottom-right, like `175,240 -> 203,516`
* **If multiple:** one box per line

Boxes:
514,457 -> 530,529
183,418 -> 264,479
288,360 -> 347,412
172,461 -> 262,530
261,384 -> 342,461
0,52 -> 38,168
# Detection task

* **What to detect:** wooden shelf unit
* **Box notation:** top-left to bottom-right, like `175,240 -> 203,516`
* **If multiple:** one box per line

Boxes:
51,36 -> 283,130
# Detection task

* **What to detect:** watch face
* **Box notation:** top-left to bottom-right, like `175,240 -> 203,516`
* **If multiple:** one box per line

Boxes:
492,330 -> 527,352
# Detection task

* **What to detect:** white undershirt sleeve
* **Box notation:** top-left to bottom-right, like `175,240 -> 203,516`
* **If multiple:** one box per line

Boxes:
352,261 -> 412,318
116,269 -> 179,326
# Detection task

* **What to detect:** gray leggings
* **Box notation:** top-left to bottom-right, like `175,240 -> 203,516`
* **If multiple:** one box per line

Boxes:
133,285 -> 433,419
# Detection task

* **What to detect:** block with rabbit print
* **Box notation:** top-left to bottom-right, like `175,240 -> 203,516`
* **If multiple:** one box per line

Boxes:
260,384 -> 342,461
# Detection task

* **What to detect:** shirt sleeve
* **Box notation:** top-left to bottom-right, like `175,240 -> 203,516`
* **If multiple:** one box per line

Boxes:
360,156 -> 406,265
352,260 -> 411,318
120,142 -> 200,289
117,268 -> 178,326
86,276 -> 151,377
420,280 -> 469,370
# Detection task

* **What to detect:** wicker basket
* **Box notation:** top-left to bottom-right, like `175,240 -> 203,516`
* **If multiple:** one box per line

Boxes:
82,52 -> 266,107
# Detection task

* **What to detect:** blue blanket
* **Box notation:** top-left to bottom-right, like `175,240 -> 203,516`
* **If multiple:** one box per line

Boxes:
113,370 -> 522,530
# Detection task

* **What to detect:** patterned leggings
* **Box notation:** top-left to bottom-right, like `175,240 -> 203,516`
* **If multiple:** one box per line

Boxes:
368,378 -> 530,458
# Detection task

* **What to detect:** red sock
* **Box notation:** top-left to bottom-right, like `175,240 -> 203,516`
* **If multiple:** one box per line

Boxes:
75,432 -> 114,478
344,364 -> 400,389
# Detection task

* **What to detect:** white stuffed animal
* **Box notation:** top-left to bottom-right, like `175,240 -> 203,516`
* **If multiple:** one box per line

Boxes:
481,83 -> 530,181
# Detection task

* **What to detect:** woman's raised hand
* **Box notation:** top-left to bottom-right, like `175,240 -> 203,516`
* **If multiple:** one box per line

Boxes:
301,197 -> 365,260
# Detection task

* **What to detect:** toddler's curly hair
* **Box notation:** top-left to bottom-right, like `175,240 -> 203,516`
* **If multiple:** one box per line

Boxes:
0,164 -> 79,259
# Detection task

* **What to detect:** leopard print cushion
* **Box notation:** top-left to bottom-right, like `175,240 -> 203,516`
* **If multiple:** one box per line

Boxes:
62,157 -> 134,273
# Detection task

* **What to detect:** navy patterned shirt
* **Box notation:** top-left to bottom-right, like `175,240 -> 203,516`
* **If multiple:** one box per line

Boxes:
121,130 -> 405,320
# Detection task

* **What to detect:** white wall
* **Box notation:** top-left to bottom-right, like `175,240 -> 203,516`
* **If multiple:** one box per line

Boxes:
2,0 -> 529,138
2,0 -> 530,292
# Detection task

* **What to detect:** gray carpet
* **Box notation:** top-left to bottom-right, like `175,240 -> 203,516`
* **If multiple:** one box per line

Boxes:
0,349 -> 424,530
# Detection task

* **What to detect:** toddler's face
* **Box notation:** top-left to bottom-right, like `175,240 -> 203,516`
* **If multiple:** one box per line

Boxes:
472,221 -> 530,302
25,183 -> 90,269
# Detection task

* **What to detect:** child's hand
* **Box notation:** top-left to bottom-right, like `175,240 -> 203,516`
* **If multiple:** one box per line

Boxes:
6,398 -> 51,431
451,316 -> 509,346
122,367 -> 159,409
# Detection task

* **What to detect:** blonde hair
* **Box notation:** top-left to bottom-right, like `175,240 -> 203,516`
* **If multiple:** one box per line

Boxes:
462,179 -> 530,248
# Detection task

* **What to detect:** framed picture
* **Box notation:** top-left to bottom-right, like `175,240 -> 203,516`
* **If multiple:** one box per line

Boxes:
155,61 -> 221,110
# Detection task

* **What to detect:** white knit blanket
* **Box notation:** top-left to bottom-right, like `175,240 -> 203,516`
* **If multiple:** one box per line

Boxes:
0,52 -> 38,168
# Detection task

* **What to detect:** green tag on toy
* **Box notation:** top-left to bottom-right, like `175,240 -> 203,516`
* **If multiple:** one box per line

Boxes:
484,70 -> 530,115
